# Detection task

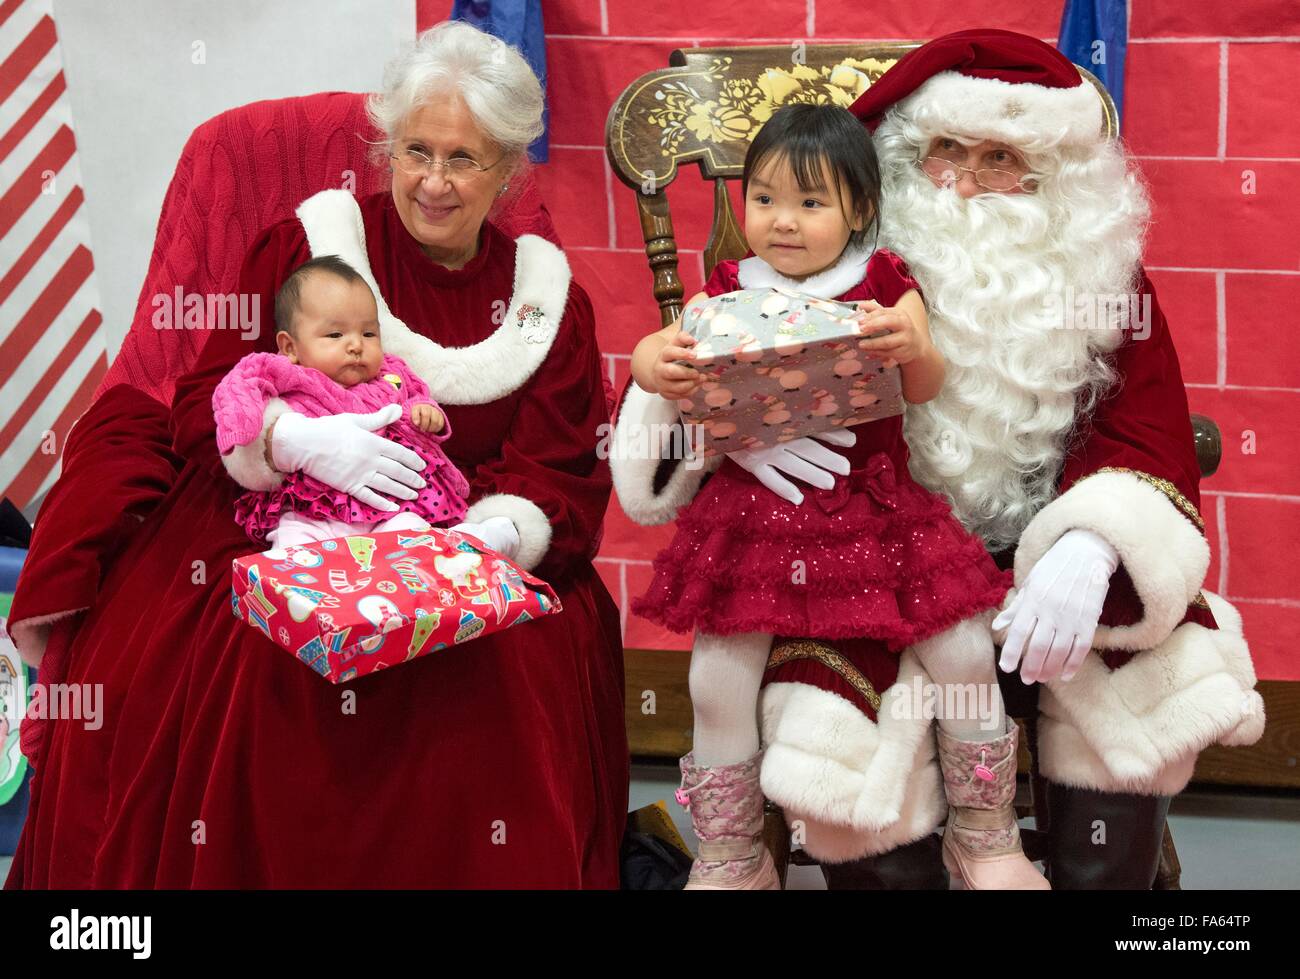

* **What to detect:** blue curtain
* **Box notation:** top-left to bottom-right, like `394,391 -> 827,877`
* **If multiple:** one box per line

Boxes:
1058,0 -> 1128,129
451,0 -> 549,162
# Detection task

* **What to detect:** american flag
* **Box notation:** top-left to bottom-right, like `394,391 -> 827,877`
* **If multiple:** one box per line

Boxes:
0,0 -> 107,512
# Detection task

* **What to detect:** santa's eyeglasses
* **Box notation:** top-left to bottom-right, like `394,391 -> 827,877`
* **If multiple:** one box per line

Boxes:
918,157 -> 1036,193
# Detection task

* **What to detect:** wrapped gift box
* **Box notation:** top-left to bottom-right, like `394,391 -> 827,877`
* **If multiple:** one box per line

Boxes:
231,528 -> 561,683
676,287 -> 904,457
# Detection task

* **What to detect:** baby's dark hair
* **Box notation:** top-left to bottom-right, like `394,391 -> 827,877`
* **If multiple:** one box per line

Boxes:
742,102 -> 882,251
274,255 -> 370,336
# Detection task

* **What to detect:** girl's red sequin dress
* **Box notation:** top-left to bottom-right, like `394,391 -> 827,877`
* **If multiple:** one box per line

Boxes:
633,249 -> 1011,652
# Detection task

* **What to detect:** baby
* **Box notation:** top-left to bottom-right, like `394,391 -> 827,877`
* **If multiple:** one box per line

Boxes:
214,254 -> 468,549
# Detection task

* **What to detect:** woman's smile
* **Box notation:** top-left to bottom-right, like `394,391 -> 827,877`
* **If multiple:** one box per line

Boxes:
415,198 -> 458,221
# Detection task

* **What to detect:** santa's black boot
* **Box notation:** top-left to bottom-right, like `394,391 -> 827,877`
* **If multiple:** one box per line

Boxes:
820,834 -> 948,890
1045,782 -> 1172,889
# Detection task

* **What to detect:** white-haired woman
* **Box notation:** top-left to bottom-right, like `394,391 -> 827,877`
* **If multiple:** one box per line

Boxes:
5,21 -> 628,888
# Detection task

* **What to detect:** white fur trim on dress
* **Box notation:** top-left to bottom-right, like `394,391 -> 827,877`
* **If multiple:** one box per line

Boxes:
758,652 -> 947,862
463,492 -> 552,572
1014,469 -> 1209,652
294,189 -> 571,405
221,397 -> 293,491
1036,590 -> 1265,796
901,70 -> 1105,149
608,382 -> 723,526
737,243 -> 874,301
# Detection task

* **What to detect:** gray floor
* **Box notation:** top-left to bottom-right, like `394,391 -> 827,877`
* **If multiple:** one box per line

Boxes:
630,763 -> 1300,890
3,772 -> 1296,888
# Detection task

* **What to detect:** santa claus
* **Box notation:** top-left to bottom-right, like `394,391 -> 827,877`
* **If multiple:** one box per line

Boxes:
612,29 -> 1265,889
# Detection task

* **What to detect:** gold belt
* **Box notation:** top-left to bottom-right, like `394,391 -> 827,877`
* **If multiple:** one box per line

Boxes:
765,639 -> 882,713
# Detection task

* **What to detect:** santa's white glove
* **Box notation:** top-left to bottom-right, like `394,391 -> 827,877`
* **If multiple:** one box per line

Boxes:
270,407 -> 426,513
726,429 -> 855,506
993,528 -> 1120,685
452,516 -> 520,559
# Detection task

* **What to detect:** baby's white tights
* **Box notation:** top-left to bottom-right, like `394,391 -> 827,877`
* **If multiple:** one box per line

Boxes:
265,510 -> 432,550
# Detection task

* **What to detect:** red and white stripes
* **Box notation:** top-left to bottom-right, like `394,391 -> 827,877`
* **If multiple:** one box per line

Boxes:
0,0 -> 106,511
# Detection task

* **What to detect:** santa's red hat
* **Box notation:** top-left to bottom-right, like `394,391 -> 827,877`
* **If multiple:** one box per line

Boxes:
851,29 -> 1106,148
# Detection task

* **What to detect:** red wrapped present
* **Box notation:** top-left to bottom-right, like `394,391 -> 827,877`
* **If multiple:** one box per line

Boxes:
230,528 -> 561,683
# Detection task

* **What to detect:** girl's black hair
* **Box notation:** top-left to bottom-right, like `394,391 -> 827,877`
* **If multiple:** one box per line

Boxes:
741,101 -> 882,251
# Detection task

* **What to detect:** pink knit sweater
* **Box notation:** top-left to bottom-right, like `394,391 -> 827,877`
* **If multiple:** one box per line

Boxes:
213,351 -> 448,455
212,351 -> 470,537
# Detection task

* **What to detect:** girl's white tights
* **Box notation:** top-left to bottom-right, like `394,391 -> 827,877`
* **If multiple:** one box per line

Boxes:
689,631 -> 772,768
910,615 -> 1007,741
688,616 -> 1006,769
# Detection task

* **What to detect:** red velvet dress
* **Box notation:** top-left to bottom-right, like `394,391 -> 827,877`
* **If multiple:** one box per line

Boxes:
633,251 -> 1012,651
5,192 -> 629,888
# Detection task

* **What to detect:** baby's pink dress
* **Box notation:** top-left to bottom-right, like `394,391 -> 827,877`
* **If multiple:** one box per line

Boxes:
212,352 -> 469,543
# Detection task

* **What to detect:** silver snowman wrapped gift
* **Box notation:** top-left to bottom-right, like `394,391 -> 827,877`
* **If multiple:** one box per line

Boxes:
676,287 -> 904,458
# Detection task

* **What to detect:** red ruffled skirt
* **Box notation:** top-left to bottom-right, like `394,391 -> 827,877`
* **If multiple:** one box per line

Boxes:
234,426 -> 470,542
633,451 -> 1011,652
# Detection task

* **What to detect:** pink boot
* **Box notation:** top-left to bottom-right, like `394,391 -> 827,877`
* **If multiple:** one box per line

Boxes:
675,751 -> 779,890
937,721 -> 1051,890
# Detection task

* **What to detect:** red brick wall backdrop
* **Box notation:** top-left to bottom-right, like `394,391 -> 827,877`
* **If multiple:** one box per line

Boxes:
418,2 -> 1300,681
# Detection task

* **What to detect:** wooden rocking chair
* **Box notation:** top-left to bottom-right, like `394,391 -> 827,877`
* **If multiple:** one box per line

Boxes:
605,42 -> 1222,890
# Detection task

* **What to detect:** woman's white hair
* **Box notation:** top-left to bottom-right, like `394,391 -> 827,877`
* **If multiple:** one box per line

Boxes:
366,20 -> 544,165
874,106 -> 1152,550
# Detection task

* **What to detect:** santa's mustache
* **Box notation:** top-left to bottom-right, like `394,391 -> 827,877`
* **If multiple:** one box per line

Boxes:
884,167 -> 1054,244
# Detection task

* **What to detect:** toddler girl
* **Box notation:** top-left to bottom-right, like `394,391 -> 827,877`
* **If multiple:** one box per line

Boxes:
630,103 -> 1047,891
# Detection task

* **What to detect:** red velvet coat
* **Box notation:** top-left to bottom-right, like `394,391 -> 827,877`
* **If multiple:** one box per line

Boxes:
6,192 -> 629,888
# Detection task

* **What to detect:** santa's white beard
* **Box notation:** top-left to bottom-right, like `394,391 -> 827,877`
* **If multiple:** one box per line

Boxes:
877,142 -> 1149,551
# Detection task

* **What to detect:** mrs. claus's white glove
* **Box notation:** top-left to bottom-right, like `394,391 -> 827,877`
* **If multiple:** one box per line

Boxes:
452,516 -> 521,559
270,407 -> 427,513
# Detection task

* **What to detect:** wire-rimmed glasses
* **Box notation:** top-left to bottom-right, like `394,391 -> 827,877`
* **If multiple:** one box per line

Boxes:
918,156 -> 1036,192
390,147 -> 502,180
